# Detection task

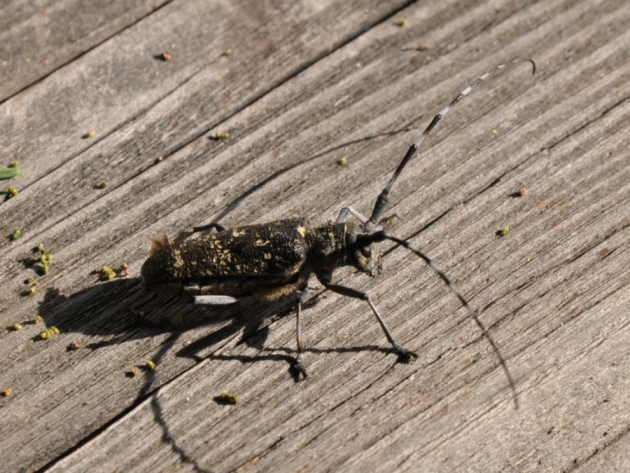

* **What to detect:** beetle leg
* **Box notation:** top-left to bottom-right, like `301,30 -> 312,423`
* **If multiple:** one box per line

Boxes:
336,207 -> 369,224
295,299 -> 308,379
192,222 -> 227,233
193,295 -> 239,305
323,282 -> 417,362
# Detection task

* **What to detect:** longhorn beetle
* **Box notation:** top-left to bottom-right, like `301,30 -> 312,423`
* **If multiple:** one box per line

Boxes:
141,59 -> 536,408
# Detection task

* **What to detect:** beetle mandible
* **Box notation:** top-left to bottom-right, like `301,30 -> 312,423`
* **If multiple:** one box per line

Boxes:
141,60 -> 536,408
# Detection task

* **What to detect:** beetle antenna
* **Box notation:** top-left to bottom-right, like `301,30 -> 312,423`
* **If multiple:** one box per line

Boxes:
369,59 -> 536,225
364,231 -> 519,409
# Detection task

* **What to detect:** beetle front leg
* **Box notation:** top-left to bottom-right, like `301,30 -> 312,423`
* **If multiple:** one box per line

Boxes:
336,207 -> 369,224
324,282 -> 417,362
192,222 -> 227,233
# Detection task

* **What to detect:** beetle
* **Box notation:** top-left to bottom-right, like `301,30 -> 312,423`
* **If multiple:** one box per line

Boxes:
141,60 -> 535,407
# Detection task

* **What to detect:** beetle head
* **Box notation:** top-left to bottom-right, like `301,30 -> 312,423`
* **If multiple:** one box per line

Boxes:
352,233 -> 382,277
351,215 -> 399,277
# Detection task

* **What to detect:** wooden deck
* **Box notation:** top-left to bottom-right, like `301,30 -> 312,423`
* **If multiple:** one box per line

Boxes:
1,0 -> 629,471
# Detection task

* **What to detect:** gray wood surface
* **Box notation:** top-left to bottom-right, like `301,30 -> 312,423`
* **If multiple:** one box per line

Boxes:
1,0 -> 629,471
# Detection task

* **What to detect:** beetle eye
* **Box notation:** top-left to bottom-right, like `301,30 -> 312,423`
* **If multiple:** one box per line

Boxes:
359,244 -> 371,258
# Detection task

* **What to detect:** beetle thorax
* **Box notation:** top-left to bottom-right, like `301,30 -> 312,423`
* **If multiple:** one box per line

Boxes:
306,222 -> 381,278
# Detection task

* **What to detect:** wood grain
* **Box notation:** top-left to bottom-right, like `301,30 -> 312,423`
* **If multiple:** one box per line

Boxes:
1,0 -> 629,471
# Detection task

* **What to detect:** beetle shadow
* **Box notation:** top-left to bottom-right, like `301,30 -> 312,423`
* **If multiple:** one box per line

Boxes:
201,345 -> 398,381
35,277 -> 296,351
37,276 -> 399,381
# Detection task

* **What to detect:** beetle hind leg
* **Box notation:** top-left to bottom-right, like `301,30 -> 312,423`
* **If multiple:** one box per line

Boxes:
293,299 -> 308,380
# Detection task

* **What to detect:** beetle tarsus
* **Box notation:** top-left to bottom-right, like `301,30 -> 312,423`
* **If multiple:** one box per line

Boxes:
394,346 -> 418,363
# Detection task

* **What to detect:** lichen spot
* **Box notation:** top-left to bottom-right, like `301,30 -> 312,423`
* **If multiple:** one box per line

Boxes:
297,227 -> 307,237
264,253 -> 272,260
232,229 -> 246,237
255,239 -> 269,247
172,250 -> 185,268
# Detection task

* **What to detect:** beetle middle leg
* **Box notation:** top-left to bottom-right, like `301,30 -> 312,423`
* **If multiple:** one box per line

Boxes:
336,207 -> 398,231
324,282 -> 417,362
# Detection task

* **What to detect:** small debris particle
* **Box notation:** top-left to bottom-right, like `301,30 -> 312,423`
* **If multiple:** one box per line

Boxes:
38,326 -> 59,340
26,286 -> 37,296
0,167 -> 21,179
36,251 -> 53,275
34,315 -> 44,324
145,360 -> 156,370
83,130 -> 96,139
497,226 -> 511,236
510,187 -> 528,198
11,229 -> 21,240
10,323 -> 22,331
7,186 -> 18,197
8,162 -> 19,168
213,131 -> 230,140
215,393 -> 240,405
67,341 -> 82,351
337,156 -> 348,166
159,51 -> 172,61
155,156 -> 163,164
101,266 -> 116,280
396,18 -> 409,27
221,49 -> 232,57
1,388 -> 12,397
402,44 -> 430,51
25,277 -> 35,285
97,181 -> 108,189
127,367 -> 140,377
120,262 -> 129,277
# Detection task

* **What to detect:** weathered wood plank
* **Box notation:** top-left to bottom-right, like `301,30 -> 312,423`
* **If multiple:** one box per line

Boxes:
1,0 -> 629,471
0,0 -> 419,470
0,0 -> 171,102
